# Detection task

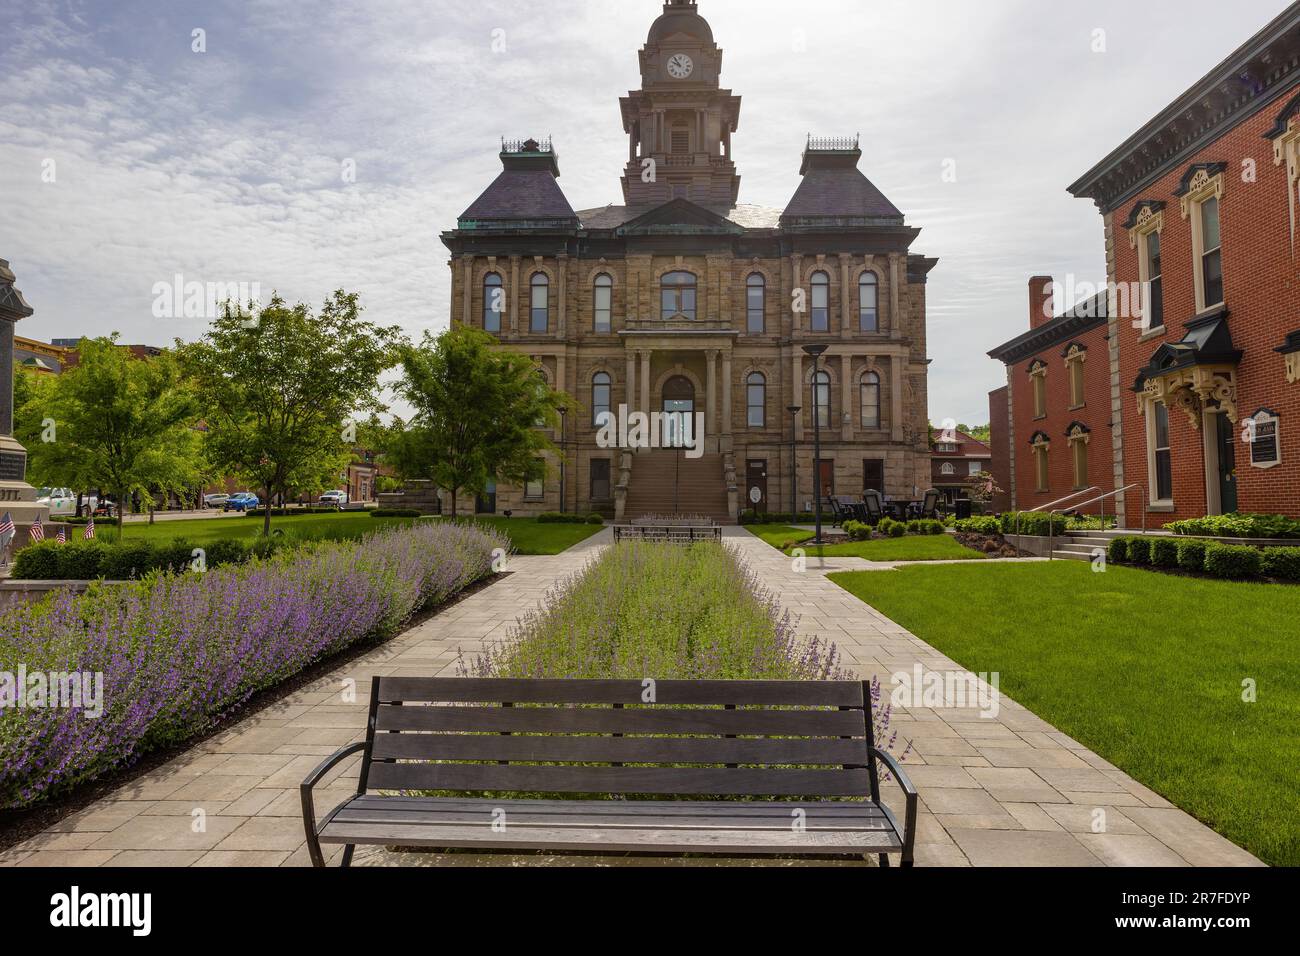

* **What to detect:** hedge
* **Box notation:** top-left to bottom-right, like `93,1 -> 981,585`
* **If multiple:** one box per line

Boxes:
370,509 -> 424,518
1149,537 -> 1180,569
1107,538 -> 1129,565
0,521 -> 505,807
1203,543 -> 1263,579
1176,539 -> 1209,572
954,516 -> 1001,535
1262,547 -> 1300,581
536,512 -> 606,525
999,512 -> 1067,537
739,511 -> 818,525
11,536 -> 289,581
1164,512 -> 1300,539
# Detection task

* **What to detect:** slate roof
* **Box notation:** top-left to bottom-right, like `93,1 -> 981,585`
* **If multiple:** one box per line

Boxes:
987,292 -> 1110,365
459,169 -> 579,224
575,203 -> 782,231
783,165 -> 903,221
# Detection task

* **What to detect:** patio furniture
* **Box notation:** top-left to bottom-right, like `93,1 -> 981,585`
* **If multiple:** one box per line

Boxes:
301,677 -> 917,868
908,490 -> 941,521
613,524 -> 721,543
862,491 -> 885,526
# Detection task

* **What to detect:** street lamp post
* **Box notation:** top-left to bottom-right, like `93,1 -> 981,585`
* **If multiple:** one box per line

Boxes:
558,407 -> 568,515
802,344 -> 829,545
786,405 -> 801,521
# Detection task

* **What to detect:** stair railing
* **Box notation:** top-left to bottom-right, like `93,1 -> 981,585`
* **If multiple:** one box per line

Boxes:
1013,487 -> 1100,551
1048,484 -> 1147,560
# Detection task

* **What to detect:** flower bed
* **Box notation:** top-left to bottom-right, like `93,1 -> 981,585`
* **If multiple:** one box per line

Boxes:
1164,512 -> 1300,539
0,521 -> 505,808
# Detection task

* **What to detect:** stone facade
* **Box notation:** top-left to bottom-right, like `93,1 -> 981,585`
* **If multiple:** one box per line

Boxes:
440,1 -> 936,520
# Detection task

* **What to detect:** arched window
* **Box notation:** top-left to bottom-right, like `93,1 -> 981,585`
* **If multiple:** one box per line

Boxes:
747,372 -> 766,428
861,372 -> 881,428
1031,433 -> 1051,493
941,463 -> 956,476
746,274 -> 765,334
811,271 -> 830,332
530,274 -> 549,333
592,372 -> 612,427
859,273 -> 879,333
813,370 -> 832,429
593,274 -> 612,334
661,271 -> 697,320
483,273 -> 503,334
1029,361 -> 1047,419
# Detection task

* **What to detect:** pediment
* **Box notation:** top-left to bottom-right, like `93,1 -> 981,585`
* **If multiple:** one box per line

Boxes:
616,198 -> 743,236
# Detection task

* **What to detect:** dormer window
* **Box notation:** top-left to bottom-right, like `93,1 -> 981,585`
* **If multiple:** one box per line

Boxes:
661,271 -> 697,320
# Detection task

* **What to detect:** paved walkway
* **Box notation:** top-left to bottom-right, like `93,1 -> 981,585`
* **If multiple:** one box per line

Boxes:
0,527 -> 1261,867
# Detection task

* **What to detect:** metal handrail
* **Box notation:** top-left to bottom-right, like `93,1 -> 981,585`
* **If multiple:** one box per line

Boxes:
1013,487 -> 1100,550
1048,484 -> 1147,560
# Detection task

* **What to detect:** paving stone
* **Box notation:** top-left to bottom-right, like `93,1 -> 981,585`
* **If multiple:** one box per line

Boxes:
195,850 -> 293,867
1002,803 -> 1065,832
967,767 -> 1067,804
106,850 -> 206,867
17,850 -> 120,867
1122,808 -> 1265,867
88,815 -> 245,852
48,801 -> 153,833
1075,833 -> 1191,867
947,828 -> 1104,867
213,816 -> 308,852
1040,803 -> 1145,835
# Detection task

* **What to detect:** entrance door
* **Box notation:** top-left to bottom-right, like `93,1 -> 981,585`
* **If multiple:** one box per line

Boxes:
661,375 -> 696,449
475,480 -> 497,515
817,460 -> 835,503
746,460 -> 768,515
863,459 -> 884,495
1215,413 -> 1238,514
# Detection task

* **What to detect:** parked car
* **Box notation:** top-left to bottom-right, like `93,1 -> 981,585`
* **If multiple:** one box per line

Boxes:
35,488 -> 98,518
223,493 -> 260,513
319,490 -> 349,509
204,493 -> 231,509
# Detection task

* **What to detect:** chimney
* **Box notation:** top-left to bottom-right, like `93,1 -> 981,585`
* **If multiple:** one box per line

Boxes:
1028,276 -> 1054,330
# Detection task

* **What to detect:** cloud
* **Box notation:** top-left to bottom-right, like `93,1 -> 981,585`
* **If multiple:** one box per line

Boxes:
0,0 -> 1285,423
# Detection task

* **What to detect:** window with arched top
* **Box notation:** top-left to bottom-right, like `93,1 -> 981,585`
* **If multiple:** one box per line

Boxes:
747,372 -> 766,428
746,274 -> 765,334
593,274 -> 612,333
483,273 -> 503,334
941,463 -> 956,476
530,274 -> 549,333
811,271 -> 830,332
813,370 -> 832,429
592,372 -> 612,427
859,273 -> 879,333
661,271 -> 697,320
861,372 -> 881,428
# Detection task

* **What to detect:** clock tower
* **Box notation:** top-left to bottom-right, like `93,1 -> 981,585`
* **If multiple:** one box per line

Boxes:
620,0 -> 742,206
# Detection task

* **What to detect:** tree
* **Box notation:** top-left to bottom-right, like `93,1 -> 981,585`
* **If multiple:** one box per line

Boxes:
180,291 -> 402,536
16,336 -> 205,533
393,326 -> 570,517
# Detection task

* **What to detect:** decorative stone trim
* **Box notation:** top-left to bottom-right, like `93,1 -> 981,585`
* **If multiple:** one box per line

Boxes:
1177,163 -> 1226,220
1137,365 -> 1238,429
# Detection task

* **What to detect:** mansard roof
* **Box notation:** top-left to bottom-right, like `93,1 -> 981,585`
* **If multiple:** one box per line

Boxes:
575,202 -> 782,231
457,139 -> 579,230
781,137 -> 904,227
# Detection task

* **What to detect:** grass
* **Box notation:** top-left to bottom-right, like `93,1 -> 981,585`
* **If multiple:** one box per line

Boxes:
748,525 -> 986,562
828,561 -> 1300,866
94,513 -> 601,556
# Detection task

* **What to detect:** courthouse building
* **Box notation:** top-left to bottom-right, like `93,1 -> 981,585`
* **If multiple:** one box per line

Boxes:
440,0 -> 936,521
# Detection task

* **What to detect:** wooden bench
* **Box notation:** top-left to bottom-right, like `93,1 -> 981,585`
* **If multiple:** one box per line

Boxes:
301,677 -> 917,867
613,524 -> 723,544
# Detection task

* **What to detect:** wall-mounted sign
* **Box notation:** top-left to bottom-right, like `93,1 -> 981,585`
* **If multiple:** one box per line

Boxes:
0,450 -> 26,481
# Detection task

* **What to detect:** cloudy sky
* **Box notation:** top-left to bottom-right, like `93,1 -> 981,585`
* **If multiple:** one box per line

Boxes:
0,0 -> 1287,424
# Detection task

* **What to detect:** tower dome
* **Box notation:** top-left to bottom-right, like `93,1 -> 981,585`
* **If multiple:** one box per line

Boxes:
647,0 -> 713,45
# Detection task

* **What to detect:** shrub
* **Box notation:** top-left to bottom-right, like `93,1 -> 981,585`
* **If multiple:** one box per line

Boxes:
1203,543 -> 1263,580
1176,539 -> 1209,572
1107,537 -> 1129,565
1149,537 -> 1180,569
537,512 -> 602,525
9,536 -> 295,581
921,519 -> 945,536
906,520 -> 922,535
954,516 -> 1000,535
0,521 -> 506,807
999,512 -> 1067,537
11,543 -> 63,580
739,511 -> 817,525
878,517 -> 906,538
1261,547 -> 1300,581
1164,513 -> 1300,539
586,513 -> 606,525
1125,537 -> 1151,566
370,509 -> 422,518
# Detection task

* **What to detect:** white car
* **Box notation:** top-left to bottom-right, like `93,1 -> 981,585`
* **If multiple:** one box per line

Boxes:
35,488 -> 96,518
204,493 -> 231,509
319,490 -> 349,509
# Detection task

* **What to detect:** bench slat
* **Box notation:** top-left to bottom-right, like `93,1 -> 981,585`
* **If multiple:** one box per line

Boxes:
369,734 -> 869,766
342,796 -> 888,820
364,763 -> 873,796
375,678 -> 864,707
373,705 -> 864,738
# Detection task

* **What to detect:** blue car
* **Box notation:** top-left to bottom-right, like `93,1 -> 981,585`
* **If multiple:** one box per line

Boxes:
223,493 -> 261,513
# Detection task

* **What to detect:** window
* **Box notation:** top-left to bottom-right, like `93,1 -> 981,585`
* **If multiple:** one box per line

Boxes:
746,274 -> 765,334
593,274 -> 612,333
590,459 -> 611,501
859,273 -> 879,332
810,271 -> 830,332
1031,434 -> 1050,493
863,459 -> 885,494
483,273 -> 503,334
935,443 -> 957,453
940,463 -> 955,476
661,271 -> 696,320
1144,231 -> 1164,330
861,372 -> 880,428
1066,347 -> 1086,409
1152,402 -> 1173,502
592,372 -> 612,428
1068,425 -> 1090,490
530,274 -> 549,333
1199,196 -> 1223,309
525,460 -> 545,500
671,126 -> 690,154
813,371 -> 832,429
747,372 -> 766,428
968,461 -> 982,477
1030,362 -> 1047,419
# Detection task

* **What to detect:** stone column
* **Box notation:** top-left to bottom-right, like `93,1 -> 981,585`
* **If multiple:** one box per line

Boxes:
462,256 -> 473,326
639,350 -> 651,416
839,254 -> 853,339
557,253 -> 568,337
841,352 -> 854,440
721,351 -> 733,439
792,350 -> 804,442
626,350 -> 637,414
891,354 -> 905,443
509,256 -> 521,335
0,314 -> 13,437
889,254 -> 902,340
0,259 -> 48,539
706,349 -> 718,441
790,254 -> 803,335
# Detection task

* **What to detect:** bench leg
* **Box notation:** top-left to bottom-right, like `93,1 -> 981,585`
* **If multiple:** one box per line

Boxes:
878,853 -> 891,868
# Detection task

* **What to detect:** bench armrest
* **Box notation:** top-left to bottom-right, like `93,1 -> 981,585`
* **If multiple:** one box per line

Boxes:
300,742 -> 366,868
872,747 -> 918,867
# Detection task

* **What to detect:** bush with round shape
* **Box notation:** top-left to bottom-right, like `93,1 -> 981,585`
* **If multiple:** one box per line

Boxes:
1124,537 -> 1151,566
1203,543 -> 1262,580
1261,547 -> 1300,581
1149,538 -> 1179,569
1107,537 -> 1129,565
1175,539 -> 1209,572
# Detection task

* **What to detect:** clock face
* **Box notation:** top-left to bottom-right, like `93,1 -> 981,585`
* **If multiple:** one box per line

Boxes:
666,53 -> 694,79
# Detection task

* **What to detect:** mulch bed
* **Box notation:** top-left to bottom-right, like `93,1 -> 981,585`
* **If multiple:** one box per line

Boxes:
0,571 -> 508,854
953,532 -> 1033,559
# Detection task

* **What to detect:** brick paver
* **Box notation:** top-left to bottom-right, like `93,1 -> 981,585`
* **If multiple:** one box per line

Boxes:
0,527 -> 1262,867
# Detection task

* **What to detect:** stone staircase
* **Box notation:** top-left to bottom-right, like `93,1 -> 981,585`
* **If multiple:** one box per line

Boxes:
1050,529 -> 1131,561
622,450 -> 732,524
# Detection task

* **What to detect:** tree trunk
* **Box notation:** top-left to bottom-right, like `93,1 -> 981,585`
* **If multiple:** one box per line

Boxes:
263,487 -> 273,537
449,488 -> 457,520
117,487 -> 126,540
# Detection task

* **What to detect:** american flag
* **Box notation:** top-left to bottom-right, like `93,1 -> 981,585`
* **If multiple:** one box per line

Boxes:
29,514 -> 44,542
83,515 -> 95,540
0,512 -> 14,552
56,526 -> 66,543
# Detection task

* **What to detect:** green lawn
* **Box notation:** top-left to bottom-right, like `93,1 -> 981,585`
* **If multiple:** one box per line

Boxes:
829,561 -> 1300,866
748,525 -> 986,562
96,513 -> 602,556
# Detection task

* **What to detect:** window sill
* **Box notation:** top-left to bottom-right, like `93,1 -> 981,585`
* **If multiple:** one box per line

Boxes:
1068,404 -> 1085,412
1138,326 -> 1166,344
1147,501 -> 1175,513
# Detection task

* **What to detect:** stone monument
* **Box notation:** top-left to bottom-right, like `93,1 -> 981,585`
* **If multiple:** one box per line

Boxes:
0,258 -> 49,546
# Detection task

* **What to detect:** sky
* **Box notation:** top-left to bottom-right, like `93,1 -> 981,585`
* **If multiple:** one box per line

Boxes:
0,0 -> 1288,425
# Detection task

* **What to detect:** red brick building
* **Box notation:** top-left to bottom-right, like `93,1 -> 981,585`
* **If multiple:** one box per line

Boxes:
987,386 -> 1012,513
988,280 -> 1113,514
995,7 -> 1300,526
930,428 -> 992,505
